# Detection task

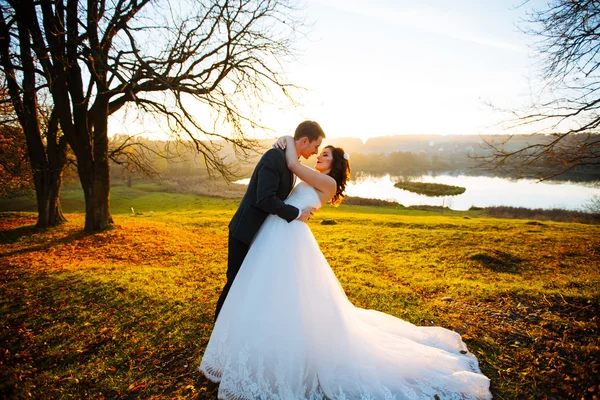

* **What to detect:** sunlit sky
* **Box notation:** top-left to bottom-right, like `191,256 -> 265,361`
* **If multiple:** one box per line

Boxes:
110,0 -> 548,142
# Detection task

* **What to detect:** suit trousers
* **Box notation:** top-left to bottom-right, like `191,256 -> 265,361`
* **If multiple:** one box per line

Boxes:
214,230 -> 250,322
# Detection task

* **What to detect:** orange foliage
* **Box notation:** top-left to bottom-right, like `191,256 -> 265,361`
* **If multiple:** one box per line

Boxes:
0,214 -> 226,274
0,125 -> 32,197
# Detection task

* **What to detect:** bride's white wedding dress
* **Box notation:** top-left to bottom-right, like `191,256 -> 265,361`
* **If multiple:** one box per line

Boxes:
200,182 -> 492,399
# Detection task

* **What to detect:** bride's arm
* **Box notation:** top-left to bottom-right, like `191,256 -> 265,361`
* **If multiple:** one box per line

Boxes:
282,136 -> 336,199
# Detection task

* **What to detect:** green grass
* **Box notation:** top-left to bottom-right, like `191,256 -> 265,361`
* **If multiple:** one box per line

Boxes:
0,184 -> 599,399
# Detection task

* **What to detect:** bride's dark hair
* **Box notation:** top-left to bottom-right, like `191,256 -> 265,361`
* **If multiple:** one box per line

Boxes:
324,145 -> 351,206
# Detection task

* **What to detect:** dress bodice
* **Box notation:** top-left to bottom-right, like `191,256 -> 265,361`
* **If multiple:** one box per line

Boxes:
285,182 -> 322,210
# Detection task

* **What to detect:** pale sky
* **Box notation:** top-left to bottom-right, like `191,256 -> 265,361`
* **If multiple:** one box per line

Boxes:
110,0 -> 548,142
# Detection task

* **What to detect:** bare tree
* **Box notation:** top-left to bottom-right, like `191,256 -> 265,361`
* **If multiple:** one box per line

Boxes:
584,194 -> 600,213
1,0 -> 302,231
479,0 -> 600,180
109,134 -> 169,186
0,55 -> 68,226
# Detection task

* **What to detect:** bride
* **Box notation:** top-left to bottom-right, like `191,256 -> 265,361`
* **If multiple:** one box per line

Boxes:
200,136 -> 492,399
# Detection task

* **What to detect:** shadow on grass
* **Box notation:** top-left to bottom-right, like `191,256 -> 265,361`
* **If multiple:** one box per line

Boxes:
0,267 -> 219,399
469,250 -> 525,273
0,224 -> 39,245
0,228 -> 91,257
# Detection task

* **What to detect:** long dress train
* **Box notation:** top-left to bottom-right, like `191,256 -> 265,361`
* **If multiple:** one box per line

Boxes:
200,182 -> 492,399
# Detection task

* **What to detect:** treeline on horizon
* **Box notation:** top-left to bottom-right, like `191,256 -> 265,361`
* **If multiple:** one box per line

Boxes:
107,133 -> 600,186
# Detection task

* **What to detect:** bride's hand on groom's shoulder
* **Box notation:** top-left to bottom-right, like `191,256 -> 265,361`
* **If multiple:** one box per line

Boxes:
272,135 -> 293,150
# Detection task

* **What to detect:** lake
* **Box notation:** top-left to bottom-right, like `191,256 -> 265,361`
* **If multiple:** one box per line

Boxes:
236,173 -> 600,211
346,174 -> 600,211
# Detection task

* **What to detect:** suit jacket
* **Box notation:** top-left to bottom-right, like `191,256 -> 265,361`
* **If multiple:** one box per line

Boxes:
229,148 -> 300,245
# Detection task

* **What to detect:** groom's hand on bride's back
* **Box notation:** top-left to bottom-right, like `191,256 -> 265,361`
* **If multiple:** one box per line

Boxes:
298,207 -> 315,222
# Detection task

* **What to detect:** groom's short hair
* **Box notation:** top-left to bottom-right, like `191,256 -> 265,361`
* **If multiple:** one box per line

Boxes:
294,120 -> 325,142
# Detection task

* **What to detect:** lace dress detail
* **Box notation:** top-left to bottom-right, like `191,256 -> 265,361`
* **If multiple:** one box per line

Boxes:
200,182 -> 492,399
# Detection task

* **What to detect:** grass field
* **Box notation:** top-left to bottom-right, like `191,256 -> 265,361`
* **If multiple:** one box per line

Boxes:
1,184 -> 599,399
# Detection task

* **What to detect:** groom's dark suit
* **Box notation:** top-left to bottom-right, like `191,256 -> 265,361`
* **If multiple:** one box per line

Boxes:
214,147 -> 300,320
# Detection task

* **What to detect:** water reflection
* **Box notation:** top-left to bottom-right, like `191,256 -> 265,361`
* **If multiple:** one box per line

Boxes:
234,174 -> 599,210
347,174 -> 600,211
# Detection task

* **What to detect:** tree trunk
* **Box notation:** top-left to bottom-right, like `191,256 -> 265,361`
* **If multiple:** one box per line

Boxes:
47,167 -> 67,225
33,135 -> 68,228
79,160 -> 113,232
34,169 -> 67,228
33,170 -> 48,228
89,164 -> 112,231
80,101 -> 113,232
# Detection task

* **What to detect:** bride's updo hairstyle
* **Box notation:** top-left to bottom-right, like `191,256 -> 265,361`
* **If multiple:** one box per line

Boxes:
324,145 -> 350,206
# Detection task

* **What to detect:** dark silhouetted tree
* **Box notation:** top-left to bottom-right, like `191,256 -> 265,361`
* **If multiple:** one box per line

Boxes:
0,70 -> 68,226
1,0 -> 302,231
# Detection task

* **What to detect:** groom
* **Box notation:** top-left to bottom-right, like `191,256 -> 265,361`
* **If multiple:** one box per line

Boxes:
214,121 -> 326,321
